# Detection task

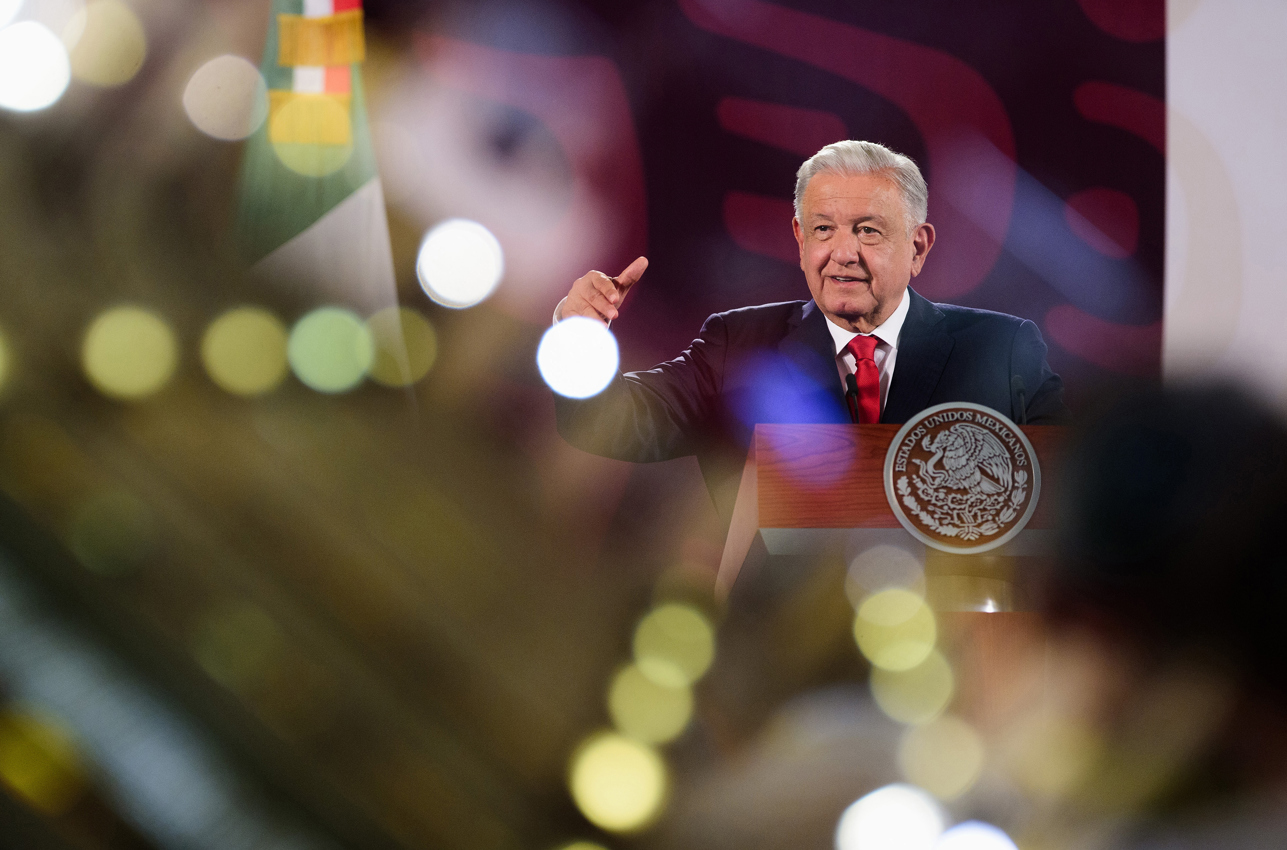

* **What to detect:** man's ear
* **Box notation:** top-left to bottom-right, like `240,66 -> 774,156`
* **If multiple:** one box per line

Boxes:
792,216 -> 805,262
909,222 -> 936,277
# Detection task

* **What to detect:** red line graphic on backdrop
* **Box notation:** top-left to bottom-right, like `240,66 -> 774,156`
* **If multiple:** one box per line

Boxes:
681,0 -> 1017,301
1044,82 -> 1165,376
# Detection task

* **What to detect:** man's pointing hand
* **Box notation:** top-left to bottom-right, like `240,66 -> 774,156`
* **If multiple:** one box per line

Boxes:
559,256 -> 649,325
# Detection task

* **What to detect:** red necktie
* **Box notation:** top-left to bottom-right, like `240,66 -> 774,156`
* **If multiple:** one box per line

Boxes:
845,335 -> 881,424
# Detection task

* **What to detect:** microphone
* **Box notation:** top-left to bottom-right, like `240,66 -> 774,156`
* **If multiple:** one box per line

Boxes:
845,373 -> 860,424
1011,374 -> 1028,425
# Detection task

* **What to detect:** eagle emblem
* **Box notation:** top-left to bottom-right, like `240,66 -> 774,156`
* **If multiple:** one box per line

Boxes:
915,423 -> 1012,496
884,403 -> 1041,554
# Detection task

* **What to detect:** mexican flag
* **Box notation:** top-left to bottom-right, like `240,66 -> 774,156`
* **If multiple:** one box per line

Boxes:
237,0 -> 396,312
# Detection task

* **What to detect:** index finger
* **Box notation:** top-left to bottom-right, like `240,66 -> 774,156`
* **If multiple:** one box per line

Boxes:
613,256 -> 649,292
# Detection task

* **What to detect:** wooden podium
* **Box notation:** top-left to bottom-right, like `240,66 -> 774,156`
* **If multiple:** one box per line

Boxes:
717,424 -> 1066,606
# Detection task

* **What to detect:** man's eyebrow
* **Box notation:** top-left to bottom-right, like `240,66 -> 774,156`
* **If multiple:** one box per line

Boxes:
807,213 -> 890,226
812,214 -> 887,227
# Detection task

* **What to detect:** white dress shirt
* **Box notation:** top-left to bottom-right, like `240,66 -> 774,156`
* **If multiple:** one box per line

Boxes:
822,289 -> 910,411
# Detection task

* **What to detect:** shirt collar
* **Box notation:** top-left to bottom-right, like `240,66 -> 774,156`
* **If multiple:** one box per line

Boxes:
821,288 -> 911,355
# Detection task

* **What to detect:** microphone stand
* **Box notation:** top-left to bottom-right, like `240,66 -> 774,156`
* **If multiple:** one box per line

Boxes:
845,373 -> 861,424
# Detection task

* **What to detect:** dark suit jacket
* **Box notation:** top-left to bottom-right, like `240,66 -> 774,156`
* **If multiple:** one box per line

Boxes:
557,288 -> 1067,517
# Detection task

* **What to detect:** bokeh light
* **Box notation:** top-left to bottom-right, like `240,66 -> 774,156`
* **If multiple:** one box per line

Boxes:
64,0 -> 145,87
537,316 -> 620,399
607,663 -> 693,745
0,0 -> 20,28
870,649 -> 955,725
81,306 -> 177,400
934,821 -> 1018,850
0,21 -> 71,112
0,0 -> 19,28
568,731 -> 667,833
366,306 -> 436,387
183,54 -> 268,141
189,603 -> 282,691
846,544 -> 925,605
835,783 -> 946,850
0,707 -> 86,815
632,602 -> 715,688
853,588 -> 937,671
201,306 -> 289,396
416,218 -> 504,309
21,0 -> 83,33
287,306 -> 373,393
68,489 -> 157,576
898,715 -> 985,800
553,842 -> 610,850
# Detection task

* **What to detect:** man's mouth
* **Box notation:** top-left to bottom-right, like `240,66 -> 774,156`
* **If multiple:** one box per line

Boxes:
829,275 -> 870,285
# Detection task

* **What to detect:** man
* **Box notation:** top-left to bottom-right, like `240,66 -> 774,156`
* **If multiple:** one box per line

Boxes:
554,140 -> 1067,517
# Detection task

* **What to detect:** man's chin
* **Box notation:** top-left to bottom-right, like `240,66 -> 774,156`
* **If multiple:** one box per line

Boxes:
821,303 -> 879,332
820,292 -> 875,316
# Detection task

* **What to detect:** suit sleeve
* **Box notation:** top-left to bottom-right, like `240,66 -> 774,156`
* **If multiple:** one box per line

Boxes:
1011,319 -> 1071,424
554,313 -> 728,462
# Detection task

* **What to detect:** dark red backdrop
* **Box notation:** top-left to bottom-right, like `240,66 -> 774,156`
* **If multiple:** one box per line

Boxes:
373,0 -> 1164,407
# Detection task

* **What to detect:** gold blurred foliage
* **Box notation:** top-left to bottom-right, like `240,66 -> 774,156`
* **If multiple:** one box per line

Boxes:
380,752 -> 522,850
67,487 -> 158,575
1072,666 -> 1231,814
0,416 -> 104,514
999,712 -> 1102,800
770,553 -> 855,681
251,653 -> 342,744
0,327 -> 10,395
188,601 -> 284,692
0,708 -> 87,815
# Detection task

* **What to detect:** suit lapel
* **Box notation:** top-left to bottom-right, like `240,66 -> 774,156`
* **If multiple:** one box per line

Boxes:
779,301 -> 849,420
882,289 -> 953,423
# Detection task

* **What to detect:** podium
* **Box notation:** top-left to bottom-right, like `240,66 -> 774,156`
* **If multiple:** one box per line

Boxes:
716,423 -> 1067,724
719,424 -> 1066,599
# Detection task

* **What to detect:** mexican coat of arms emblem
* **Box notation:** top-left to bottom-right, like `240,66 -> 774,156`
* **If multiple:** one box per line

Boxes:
884,402 -> 1041,554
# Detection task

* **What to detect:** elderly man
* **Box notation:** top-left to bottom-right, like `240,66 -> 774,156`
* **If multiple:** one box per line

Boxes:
554,140 -> 1067,515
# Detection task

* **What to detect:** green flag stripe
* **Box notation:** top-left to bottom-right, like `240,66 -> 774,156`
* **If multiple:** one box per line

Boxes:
236,0 -> 377,264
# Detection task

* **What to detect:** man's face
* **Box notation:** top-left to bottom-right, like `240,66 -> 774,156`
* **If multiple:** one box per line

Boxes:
792,170 -> 935,334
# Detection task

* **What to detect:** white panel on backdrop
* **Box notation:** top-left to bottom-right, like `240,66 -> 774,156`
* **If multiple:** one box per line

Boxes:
1166,0 -> 1287,401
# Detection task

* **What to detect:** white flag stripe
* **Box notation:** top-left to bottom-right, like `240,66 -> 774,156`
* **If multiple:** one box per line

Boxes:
302,0 -> 333,18
292,66 -> 325,94
253,178 -> 398,313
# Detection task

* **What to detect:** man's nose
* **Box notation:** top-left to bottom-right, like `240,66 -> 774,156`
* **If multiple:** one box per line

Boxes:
831,229 -> 863,265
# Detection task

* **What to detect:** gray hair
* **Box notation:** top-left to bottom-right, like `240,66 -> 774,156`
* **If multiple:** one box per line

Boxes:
793,140 -> 928,230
